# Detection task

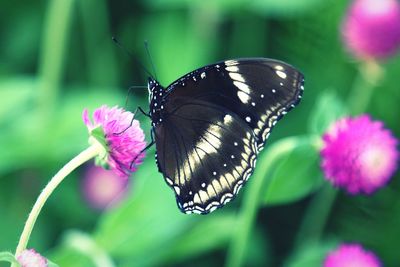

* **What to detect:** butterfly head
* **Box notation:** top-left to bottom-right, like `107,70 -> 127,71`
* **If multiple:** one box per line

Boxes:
147,77 -> 157,103
148,77 -> 166,126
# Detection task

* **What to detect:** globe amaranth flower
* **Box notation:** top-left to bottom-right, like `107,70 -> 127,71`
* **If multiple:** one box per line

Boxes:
83,105 -> 146,178
82,165 -> 130,210
17,249 -> 48,267
321,115 -> 398,194
341,0 -> 400,60
324,243 -> 381,267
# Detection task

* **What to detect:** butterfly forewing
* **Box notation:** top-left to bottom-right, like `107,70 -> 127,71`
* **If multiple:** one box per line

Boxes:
150,58 -> 304,214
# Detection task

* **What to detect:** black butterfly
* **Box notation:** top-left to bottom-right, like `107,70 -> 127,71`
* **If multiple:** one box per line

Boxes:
144,58 -> 304,214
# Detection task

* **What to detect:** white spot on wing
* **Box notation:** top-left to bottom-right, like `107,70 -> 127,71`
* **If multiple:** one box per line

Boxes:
226,66 -> 239,72
165,177 -> 173,185
224,114 -> 233,124
229,72 -> 245,82
225,60 -> 238,66
238,91 -> 250,104
174,186 -> 181,195
233,81 -> 251,94
199,190 -> 208,201
209,206 -> 218,213
276,70 -> 287,79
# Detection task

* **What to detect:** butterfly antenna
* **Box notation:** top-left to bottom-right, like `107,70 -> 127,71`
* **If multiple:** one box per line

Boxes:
144,40 -> 158,80
112,37 -> 154,79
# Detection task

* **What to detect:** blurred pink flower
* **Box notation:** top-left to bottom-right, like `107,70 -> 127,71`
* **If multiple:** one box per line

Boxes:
82,165 -> 130,210
83,105 -> 146,178
324,243 -> 381,267
17,249 -> 48,267
321,115 -> 398,194
342,0 -> 400,60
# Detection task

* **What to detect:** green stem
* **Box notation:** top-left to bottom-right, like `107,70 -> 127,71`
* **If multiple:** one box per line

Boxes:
12,144 -> 102,264
347,60 -> 384,115
37,0 -> 75,120
293,184 -> 337,249
225,137 -> 306,267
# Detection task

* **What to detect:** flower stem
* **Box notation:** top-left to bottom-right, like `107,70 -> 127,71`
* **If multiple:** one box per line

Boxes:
293,184 -> 337,249
13,144 -> 102,261
225,137 -> 304,267
347,60 -> 384,115
37,0 -> 75,121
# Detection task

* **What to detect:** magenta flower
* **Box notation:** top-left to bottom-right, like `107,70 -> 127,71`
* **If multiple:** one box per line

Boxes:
82,165 -> 130,210
341,0 -> 400,60
83,105 -> 146,178
321,115 -> 398,194
324,243 -> 381,267
17,249 -> 48,267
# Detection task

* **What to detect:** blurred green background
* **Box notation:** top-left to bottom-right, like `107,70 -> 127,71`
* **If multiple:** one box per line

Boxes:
1,0 -> 400,266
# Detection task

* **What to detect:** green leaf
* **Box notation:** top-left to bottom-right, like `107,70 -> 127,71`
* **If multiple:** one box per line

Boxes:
47,260 -> 60,267
308,90 -> 347,136
263,136 -> 323,206
161,213 -> 237,264
90,126 -> 107,149
0,251 -> 20,266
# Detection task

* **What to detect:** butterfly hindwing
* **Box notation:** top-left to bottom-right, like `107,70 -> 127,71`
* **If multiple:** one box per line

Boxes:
154,100 -> 258,214
149,58 -> 304,214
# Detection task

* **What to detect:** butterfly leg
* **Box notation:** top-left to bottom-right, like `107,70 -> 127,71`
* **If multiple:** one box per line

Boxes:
124,85 -> 148,110
129,128 -> 155,169
114,107 -> 150,135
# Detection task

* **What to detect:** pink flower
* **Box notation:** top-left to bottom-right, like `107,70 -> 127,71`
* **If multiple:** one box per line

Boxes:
321,115 -> 398,194
82,165 -> 130,210
17,249 -> 48,267
324,243 -> 381,267
341,0 -> 400,60
83,105 -> 146,178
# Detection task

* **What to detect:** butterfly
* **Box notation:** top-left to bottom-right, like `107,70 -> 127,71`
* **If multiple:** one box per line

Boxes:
145,58 -> 304,214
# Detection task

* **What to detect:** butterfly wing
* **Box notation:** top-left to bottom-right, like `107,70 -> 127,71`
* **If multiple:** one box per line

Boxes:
154,58 -> 304,214
154,100 -> 258,214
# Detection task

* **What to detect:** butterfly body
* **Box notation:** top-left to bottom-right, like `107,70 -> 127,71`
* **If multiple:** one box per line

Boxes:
148,58 -> 304,214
